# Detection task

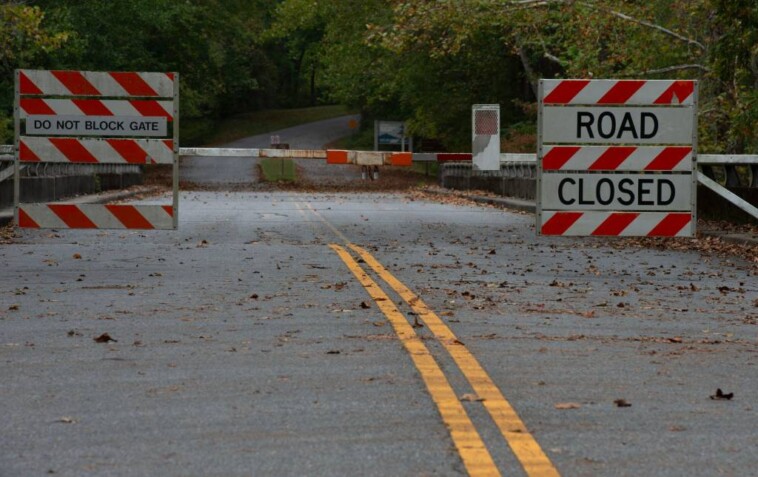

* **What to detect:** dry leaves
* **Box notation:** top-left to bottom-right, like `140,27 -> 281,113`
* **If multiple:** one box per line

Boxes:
93,333 -> 116,343
460,393 -> 484,402
709,388 -> 734,400
0,224 -> 17,244
554,402 -> 581,410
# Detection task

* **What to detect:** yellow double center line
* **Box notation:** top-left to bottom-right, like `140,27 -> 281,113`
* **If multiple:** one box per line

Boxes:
302,202 -> 559,477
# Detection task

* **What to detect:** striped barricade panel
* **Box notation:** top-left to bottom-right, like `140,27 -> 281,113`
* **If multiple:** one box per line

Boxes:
540,211 -> 692,237
20,137 -> 174,164
542,146 -> 692,172
390,152 -> 412,166
542,79 -> 695,105
20,70 -> 174,98
20,99 -> 173,119
437,153 -> 472,162
326,150 -> 350,164
18,204 -> 175,230
355,151 -> 384,166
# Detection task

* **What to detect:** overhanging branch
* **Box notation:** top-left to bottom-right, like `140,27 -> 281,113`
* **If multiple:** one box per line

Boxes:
622,64 -> 710,77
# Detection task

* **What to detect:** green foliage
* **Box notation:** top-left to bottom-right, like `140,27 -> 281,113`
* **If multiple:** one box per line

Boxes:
33,0 -> 276,118
0,3 -> 70,142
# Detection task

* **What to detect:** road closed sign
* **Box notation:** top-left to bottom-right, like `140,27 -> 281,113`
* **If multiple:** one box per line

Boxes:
537,79 -> 697,237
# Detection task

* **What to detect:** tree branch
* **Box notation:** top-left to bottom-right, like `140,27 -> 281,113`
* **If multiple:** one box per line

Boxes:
578,1 -> 706,51
496,1 -> 706,51
622,64 -> 710,77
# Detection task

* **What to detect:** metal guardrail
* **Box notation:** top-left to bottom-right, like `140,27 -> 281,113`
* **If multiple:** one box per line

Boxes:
442,153 -> 758,219
179,147 -> 325,159
1,144 -> 140,181
2,144 -> 757,219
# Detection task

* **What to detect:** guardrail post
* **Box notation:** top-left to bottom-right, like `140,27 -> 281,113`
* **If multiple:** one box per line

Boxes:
752,165 -> 758,187
725,165 -> 741,187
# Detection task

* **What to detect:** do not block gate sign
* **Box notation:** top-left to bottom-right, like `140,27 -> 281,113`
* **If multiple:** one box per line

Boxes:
14,69 -> 179,230
537,79 -> 697,237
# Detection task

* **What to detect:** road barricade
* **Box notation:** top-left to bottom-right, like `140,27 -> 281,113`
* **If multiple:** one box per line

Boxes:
15,69 -> 179,229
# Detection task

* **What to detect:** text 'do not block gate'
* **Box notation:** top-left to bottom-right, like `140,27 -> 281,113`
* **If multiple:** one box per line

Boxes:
537,79 -> 697,237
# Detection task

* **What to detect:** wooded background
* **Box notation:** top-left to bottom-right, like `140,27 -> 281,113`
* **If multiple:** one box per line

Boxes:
1,1 -> 756,152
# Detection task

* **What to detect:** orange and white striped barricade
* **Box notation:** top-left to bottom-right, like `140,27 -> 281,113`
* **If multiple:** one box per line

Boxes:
537,79 -> 698,237
14,69 -> 179,229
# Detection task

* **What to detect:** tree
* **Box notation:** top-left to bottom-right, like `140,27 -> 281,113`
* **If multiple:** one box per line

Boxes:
0,2 -> 69,142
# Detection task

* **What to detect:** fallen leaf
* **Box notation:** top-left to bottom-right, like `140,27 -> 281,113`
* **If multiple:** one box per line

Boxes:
709,388 -> 734,400
93,333 -> 116,343
73,253 -> 82,260
614,399 -> 632,408
9,304 -> 19,311
58,417 -> 76,424
554,402 -> 581,410
360,301 -> 371,309
460,393 -> 484,402
326,350 -> 341,355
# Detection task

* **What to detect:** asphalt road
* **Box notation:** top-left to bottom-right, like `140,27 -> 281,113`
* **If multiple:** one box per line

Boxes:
2,191 -> 756,476
180,115 -> 363,186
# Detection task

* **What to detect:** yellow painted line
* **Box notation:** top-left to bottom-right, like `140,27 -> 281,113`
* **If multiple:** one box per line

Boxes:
349,244 -> 560,477
330,244 -> 501,477
304,203 -> 352,244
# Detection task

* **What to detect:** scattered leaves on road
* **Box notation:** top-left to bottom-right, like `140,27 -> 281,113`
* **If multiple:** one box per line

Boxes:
460,393 -> 484,402
554,402 -> 582,410
93,333 -> 117,343
710,388 -> 734,400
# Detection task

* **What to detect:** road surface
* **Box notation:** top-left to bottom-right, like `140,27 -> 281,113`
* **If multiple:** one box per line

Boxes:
2,191 -> 756,476
180,114 -> 363,186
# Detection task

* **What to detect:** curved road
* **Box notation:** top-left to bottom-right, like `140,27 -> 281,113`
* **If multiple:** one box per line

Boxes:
180,114 -> 363,186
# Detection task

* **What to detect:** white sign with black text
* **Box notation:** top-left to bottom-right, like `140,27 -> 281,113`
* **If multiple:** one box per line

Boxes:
542,107 -> 693,144
26,115 -> 167,137
541,173 -> 692,211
